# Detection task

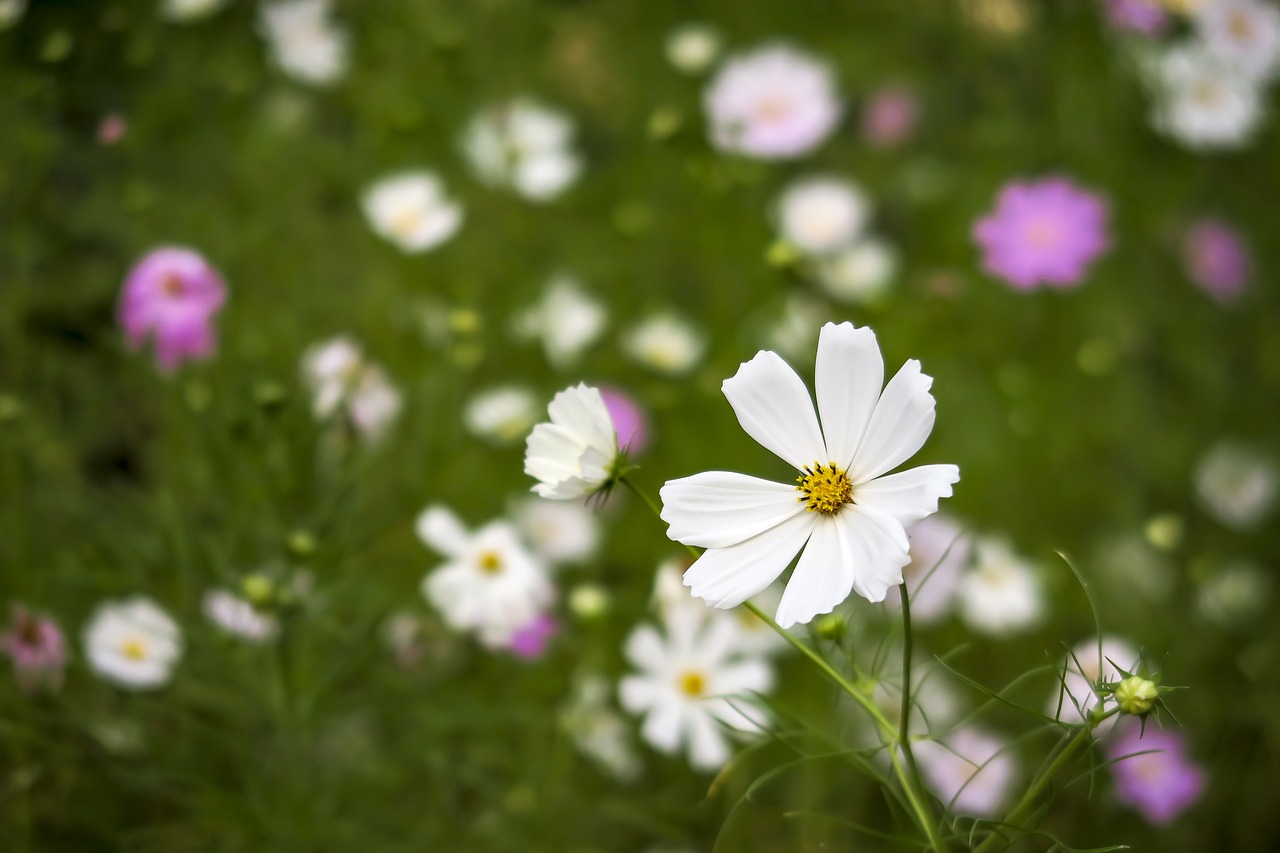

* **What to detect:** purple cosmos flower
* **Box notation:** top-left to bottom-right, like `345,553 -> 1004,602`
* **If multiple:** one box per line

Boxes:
118,247 -> 227,372
2,606 -> 67,693
507,613 -> 557,659
973,177 -> 1109,290
1107,723 -> 1206,826
1182,218 -> 1251,302
599,386 -> 649,454
861,85 -> 919,148
1103,0 -> 1169,35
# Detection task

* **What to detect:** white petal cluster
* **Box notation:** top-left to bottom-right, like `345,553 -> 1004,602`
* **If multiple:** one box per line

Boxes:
1195,0 -> 1280,81
816,238 -> 899,304
83,597 -> 183,690
956,537 -> 1045,636
513,496 -> 601,565
461,100 -> 583,202
464,385 -> 540,446
361,171 -> 463,254
621,313 -> 707,376
202,590 -> 279,643
524,384 -> 620,500
259,0 -> 349,87
301,336 -> 402,444
512,276 -> 608,368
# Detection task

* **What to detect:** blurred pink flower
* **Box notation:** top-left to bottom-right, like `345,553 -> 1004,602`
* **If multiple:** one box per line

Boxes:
2,606 -> 67,693
599,386 -> 649,454
1108,723 -> 1206,825
1182,218 -> 1251,302
508,613 -> 557,659
97,113 -> 127,145
973,177 -> 1109,290
119,247 -> 227,372
1102,0 -> 1169,35
861,85 -> 919,147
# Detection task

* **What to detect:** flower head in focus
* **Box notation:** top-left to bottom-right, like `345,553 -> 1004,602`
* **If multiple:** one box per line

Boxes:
461,100 -> 583,202
118,247 -> 227,373
361,171 -> 463,254
661,323 -> 960,628
525,384 -> 625,501
258,0 -> 348,87
83,596 -> 183,690
2,606 -> 67,693
1107,723 -> 1206,825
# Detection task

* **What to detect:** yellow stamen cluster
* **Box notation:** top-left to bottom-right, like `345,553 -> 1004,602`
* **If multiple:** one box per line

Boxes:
477,551 -> 503,574
796,462 -> 853,514
678,670 -> 707,697
121,638 -> 148,661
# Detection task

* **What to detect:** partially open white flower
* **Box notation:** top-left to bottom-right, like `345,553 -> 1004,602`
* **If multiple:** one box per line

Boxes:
361,171 -> 463,254
1195,0 -> 1280,81
461,100 -> 583,202
818,238 -> 899,304
956,537 -> 1045,636
464,385 -> 540,446
416,505 -> 553,648
776,177 -> 869,256
203,589 -> 278,643
665,23 -> 722,75
160,0 -> 229,23
83,597 -> 183,690
259,0 -> 349,87
1148,45 -> 1263,150
661,322 -> 960,628
914,726 -> 1018,817
524,384 -> 620,500
621,314 -> 707,376
301,336 -> 402,444
512,276 -> 607,368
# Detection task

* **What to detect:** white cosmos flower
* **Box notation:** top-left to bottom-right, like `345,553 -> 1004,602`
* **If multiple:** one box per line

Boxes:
160,0 -> 229,23
361,171 -> 463,254
512,496 -> 601,565
1048,636 -> 1140,731
818,238 -> 899,305
464,385 -> 540,446
1194,440 -> 1277,528
1195,0 -> 1280,81
956,537 -> 1045,636
301,336 -> 402,444
651,560 -> 789,657
1148,45 -> 1263,150
621,313 -> 707,376
524,384 -> 620,500
258,0 -> 349,87
202,589 -> 278,643
461,100 -> 583,202
618,606 -> 773,772
416,505 -> 553,648
775,177 -> 869,256
660,322 -> 960,628
512,276 -> 607,368
914,726 -> 1018,817
83,597 -> 183,690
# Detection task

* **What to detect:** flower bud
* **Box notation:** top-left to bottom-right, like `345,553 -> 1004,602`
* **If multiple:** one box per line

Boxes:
815,613 -> 846,641
242,574 -> 275,609
1115,674 -> 1159,716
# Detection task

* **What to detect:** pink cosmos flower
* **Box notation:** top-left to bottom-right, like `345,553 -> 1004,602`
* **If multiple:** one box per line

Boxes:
861,85 -> 919,148
507,613 -> 557,659
973,177 -> 1109,290
599,386 -> 649,454
1102,0 -> 1169,35
1182,218 -> 1251,302
2,606 -> 67,693
1107,723 -> 1206,826
118,247 -> 227,372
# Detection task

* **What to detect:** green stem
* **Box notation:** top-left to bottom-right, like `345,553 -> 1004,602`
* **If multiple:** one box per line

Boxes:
897,583 -> 925,792
621,475 -> 664,520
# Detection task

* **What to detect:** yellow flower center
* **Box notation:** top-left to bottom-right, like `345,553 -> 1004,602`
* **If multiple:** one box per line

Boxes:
796,462 -> 853,514
678,670 -> 707,697
121,638 -> 148,661
477,550 -> 503,574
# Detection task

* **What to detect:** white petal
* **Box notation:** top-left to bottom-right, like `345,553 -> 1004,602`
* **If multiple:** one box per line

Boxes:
722,350 -> 827,471
815,322 -> 883,470
415,505 -> 470,558
849,359 -> 937,483
623,625 -> 669,674
855,464 -> 960,527
714,659 -> 775,698
683,512 -> 815,609
660,471 -> 806,549
840,505 -> 912,603
684,706 -> 731,771
640,697 -> 685,754
618,674 -> 662,713
775,516 -> 852,628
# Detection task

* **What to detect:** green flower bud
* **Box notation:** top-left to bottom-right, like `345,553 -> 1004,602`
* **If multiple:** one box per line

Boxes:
242,574 -> 275,609
1115,674 -> 1159,716
815,613 -> 846,641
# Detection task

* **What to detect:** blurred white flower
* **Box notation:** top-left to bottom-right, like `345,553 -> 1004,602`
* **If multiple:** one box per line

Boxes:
775,177 -> 869,256
914,726 -> 1018,817
704,43 -> 842,160
1194,441 -> 1277,528
1195,0 -> 1280,81
259,0 -> 349,87
1048,636 -> 1140,729
761,293 -> 825,362
513,496 -> 601,565
524,384 -> 620,500
1148,45 -> 1263,149
619,607 -> 773,772
817,239 -> 899,304
621,314 -> 707,376
870,656 -> 965,738
956,537 -> 1045,636
1197,560 -> 1272,627
883,514 -> 969,626
512,276 -> 607,368
0,0 -> 25,30
202,589 -> 278,643
160,0 -> 228,23
416,505 -> 554,648
83,597 -> 183,690
464,385 -> 540,446
650,560 -> 790,658
361,171 -> 463,254
560,674 -> 643,781
664,23 -> 723,75
461,100 -> 583,202
301,336 -> 402,444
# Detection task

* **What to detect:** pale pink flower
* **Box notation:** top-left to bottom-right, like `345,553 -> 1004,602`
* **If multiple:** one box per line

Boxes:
508,613 -> 557,659
118,247 -> 227,372
599,386 -> 649,454
1102,0 -> 1169,35
1182,217 -> 1251,302
861,85 -> 919,147
2,606 -> 67,693
1108,722 -> 1206,825
97,113 -> 127,145
914,726 -> 1018,817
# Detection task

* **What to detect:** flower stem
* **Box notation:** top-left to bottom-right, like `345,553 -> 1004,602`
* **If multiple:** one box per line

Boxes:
897,583 -> 926,794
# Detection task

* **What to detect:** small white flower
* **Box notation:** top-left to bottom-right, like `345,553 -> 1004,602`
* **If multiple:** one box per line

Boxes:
760,293 -> 826,362
0,0 -> 26,30
1148,45 -> 1263,150
619,608 -> 773,772
524,384 -> 620,500
202,589 -> 278,643
956,537 -> 1045,636
416,505 -> 554,648
650,560 -> 789,657
159,0 -> 229,23
661,322 -> 960,628
513,496 -> 601,565
775,177 -> 869,256
1196,560 -> 1272,627
301,336 -> 402,444
464,385 -> 540,446
461,100 -> 583,202
259,0 -> 348,87
664,23 -> 722,75
882,514 -> 970,626
1194,440 -> 1277,528
83,597 -> 183,690
512,276 -> 607,368
621,314 -> 707,376
914,726 -> 1018,817
704,43 -> 843,160
1048,636 -> 1140,729
559,674 -> 643,781
817,238 -> 899,304
361,171 -> 463,254
1195,0 -> 1280,81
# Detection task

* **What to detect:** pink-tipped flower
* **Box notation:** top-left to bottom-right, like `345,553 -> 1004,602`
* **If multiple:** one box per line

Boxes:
508,613 -> 557,659
973,177 -> 1109,291
861,85 -> 919,148
118,247 -> 227,372
1102,0 -> 1169,35
1107,723 -> 1206,826
599,386 -> 649,454
1182,218 -> 1251,303
2,606 -> 68,693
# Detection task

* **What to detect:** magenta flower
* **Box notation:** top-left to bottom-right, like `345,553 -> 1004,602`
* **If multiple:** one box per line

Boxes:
599,386 -> 649,454
2,606 -> 68,693
973,177 -> 1109,290
1182,218 -> 1251,303
1102,0 -> 1169,35
1107,723 -> 1206,826
507,613 -> 557,659
861,85 -> 919,148
118,247 -> 227,372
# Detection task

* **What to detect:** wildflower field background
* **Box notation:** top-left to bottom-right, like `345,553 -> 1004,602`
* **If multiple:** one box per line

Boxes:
3,0 -> 1279,850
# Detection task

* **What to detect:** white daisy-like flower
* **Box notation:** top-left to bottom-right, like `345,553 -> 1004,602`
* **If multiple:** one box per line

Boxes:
83,597 -> 183,690
704,43 -> 843,160
1194,440 -> 1277,528
202,589 -> 278,643
817,239 -> 899,305
621,313 -> 707,376
512,496 -> 601,565
650,560 -> 790,657
1148,45 -> 1263,150
618,607 -> 773,772
301,336 -> 402,444
660,322 -> 960,628
361,171 -> 463,254
1195,0 -> 1280,81
664,23 -> 723,75
160,0 -> 229,23
775,177 -> 869,256
416,505 -> 554,648
258,0 -> 349,87
882,513 -> 970,627
913,726 -> 1018,817
956,537 -> 1045,636
1048,636 -> 1140,730
512,276 -> 607,368
559,674 -> 643,781
524,384 -> 621,500
464,385 -> 540,446
461,100 -> 583,202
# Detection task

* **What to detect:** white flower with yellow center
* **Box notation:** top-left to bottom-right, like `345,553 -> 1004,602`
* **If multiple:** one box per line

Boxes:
416,505 -> 553,648
660,322 -> 960,628
83,597 -> 183,690
775,177 -> 869,257
524,384 -> 621,500
258,0 -> 348,87
621,313 -> 707,376
361,171 -> 463,254
956,537 -> 1045,636
1148,45 -> 1263,150
1195,0 -> 1280,81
